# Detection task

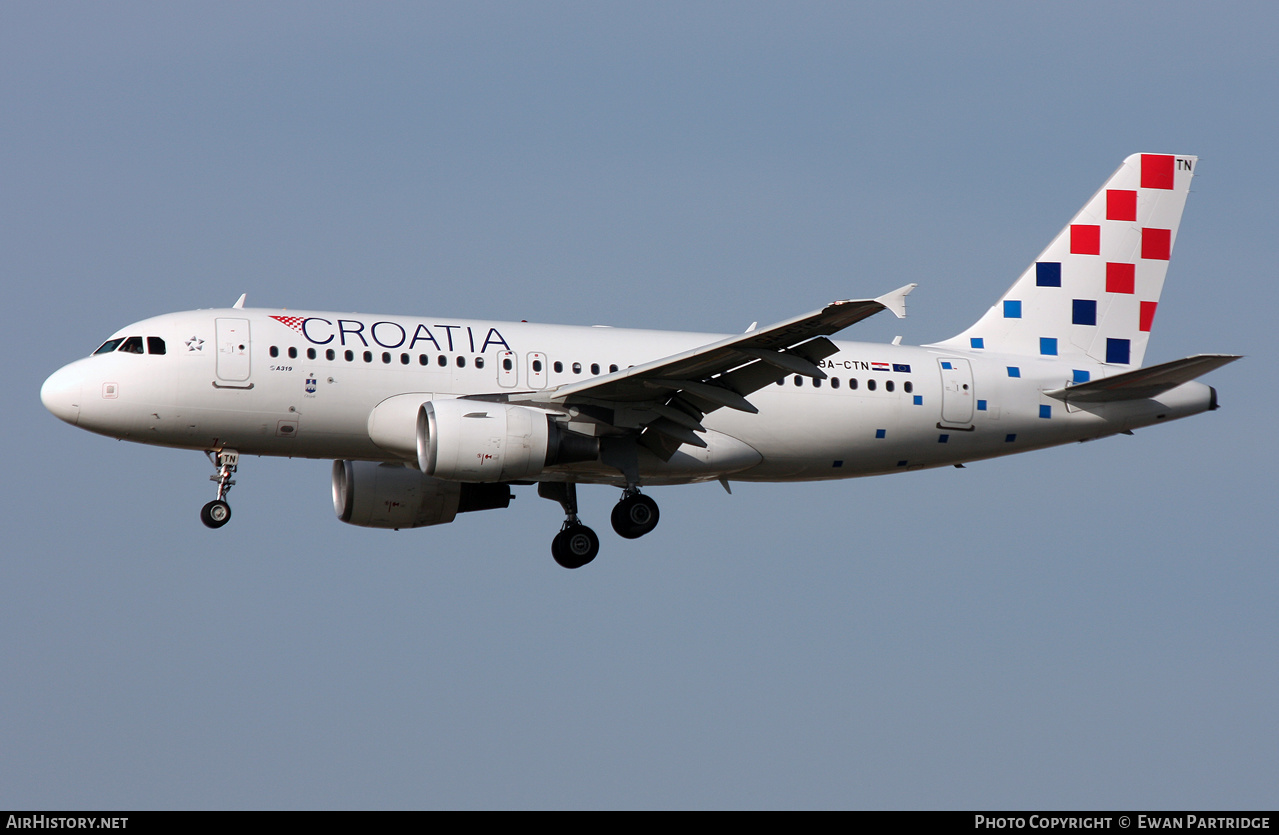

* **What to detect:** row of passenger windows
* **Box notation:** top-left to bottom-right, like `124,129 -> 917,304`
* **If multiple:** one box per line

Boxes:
267,345 -> 624,376
555,361 -> 620,375
778,375 -> 913,393
270,345 -> 489,368
94,336 -> 166,355
264,343 -> 913,392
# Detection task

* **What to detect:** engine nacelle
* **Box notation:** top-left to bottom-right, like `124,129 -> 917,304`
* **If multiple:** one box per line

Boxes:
417,400 -> 598,482
332,459 -> 511,529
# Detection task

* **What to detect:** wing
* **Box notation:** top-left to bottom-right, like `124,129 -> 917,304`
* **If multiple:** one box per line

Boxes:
510,284 -> 916,458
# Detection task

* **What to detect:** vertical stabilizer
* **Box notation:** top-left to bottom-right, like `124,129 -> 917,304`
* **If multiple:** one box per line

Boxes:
935,154 -> 1196,368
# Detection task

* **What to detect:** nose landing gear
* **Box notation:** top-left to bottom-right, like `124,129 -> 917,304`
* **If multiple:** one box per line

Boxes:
200,499 -> 231,528
201,449 -> 238,529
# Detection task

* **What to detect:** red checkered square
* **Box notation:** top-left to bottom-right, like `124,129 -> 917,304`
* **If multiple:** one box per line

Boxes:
1071,224 -> 1101,255
1141,154 -> 1175,189
1142,228 -> 1171,260
1107,189 -> 1137,221
1139,301 -> 1158,332
1106,262 -> 1135,294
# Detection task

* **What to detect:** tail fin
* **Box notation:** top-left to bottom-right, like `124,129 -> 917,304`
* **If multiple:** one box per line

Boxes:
935,153 -> 1197,368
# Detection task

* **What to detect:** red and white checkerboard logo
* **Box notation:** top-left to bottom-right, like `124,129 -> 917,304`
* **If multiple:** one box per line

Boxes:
270,315 -> 306,333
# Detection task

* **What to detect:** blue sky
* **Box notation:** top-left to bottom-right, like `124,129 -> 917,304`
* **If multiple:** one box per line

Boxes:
3,2 -> 1276,809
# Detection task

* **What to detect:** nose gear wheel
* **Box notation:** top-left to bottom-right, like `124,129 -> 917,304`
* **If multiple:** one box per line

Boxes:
201,449 -> 239,529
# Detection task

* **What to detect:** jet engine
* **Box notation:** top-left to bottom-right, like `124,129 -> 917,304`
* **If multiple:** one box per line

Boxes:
332,459 -> 512,529
417,400 -> 598,482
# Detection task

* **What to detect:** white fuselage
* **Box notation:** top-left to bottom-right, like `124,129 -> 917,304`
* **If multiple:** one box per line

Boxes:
41,306 -> 1216,486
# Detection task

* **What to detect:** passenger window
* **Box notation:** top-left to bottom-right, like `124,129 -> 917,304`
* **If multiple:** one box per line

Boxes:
400,353 -> 410,365
572,362 -> 582,374
269,346 -> 280,358
363,351 -> 373,363
609,364 -> 618,373
886,380 -> 894,392
344,350 -> 354,362
905,381 -> 913,393
437,356 -> 447,367
591,363 -> 600,375
850,378 -> 859,390
503,357 -> 513,371
868,379 -> 877,391
532,359 -> 543,372
793,375 -> 802,386
456,356 -> 466,368
831,377 -> 840,389
287,346 -> 298,359
307,347 -> 317,360
326,349 -> 335,361
120,336 -> 144,354
813,377 -> 821,388
147,337 -> 166,355
475,357 -> 484,369
94,339 -> 125,355
419,355 -> 429,366
554,361 -> 563,373
381,352 -> 391,364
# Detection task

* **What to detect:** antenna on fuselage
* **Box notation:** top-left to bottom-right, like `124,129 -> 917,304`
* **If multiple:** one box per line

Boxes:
232,293 -> 246,309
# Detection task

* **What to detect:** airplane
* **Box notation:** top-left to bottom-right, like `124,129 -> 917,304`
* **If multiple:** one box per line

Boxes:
41,153 -> 1240,568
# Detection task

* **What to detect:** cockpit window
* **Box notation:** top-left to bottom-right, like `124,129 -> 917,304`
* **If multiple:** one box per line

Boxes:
93,338 -> 125,355
119,336 -> 145,354
147,337 -> 166,355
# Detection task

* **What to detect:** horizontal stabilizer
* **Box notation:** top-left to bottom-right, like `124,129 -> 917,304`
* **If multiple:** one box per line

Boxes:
1044,354 -> 1241,403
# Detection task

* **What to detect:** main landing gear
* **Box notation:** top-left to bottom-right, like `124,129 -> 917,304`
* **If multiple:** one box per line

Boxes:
539,482 -> 661,569
611,489 -> 660,539
539,482 -> 598,569
200,449 -> 239,529
552,523 -> 600,570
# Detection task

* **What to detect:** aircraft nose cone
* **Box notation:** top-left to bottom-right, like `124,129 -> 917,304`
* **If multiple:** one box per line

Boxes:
41,365 -> 83,425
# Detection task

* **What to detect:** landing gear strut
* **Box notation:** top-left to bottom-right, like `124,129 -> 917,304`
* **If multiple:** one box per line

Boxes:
201,449 -> 238,529
538,481 -> 599,569
611,489 -> 659,539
